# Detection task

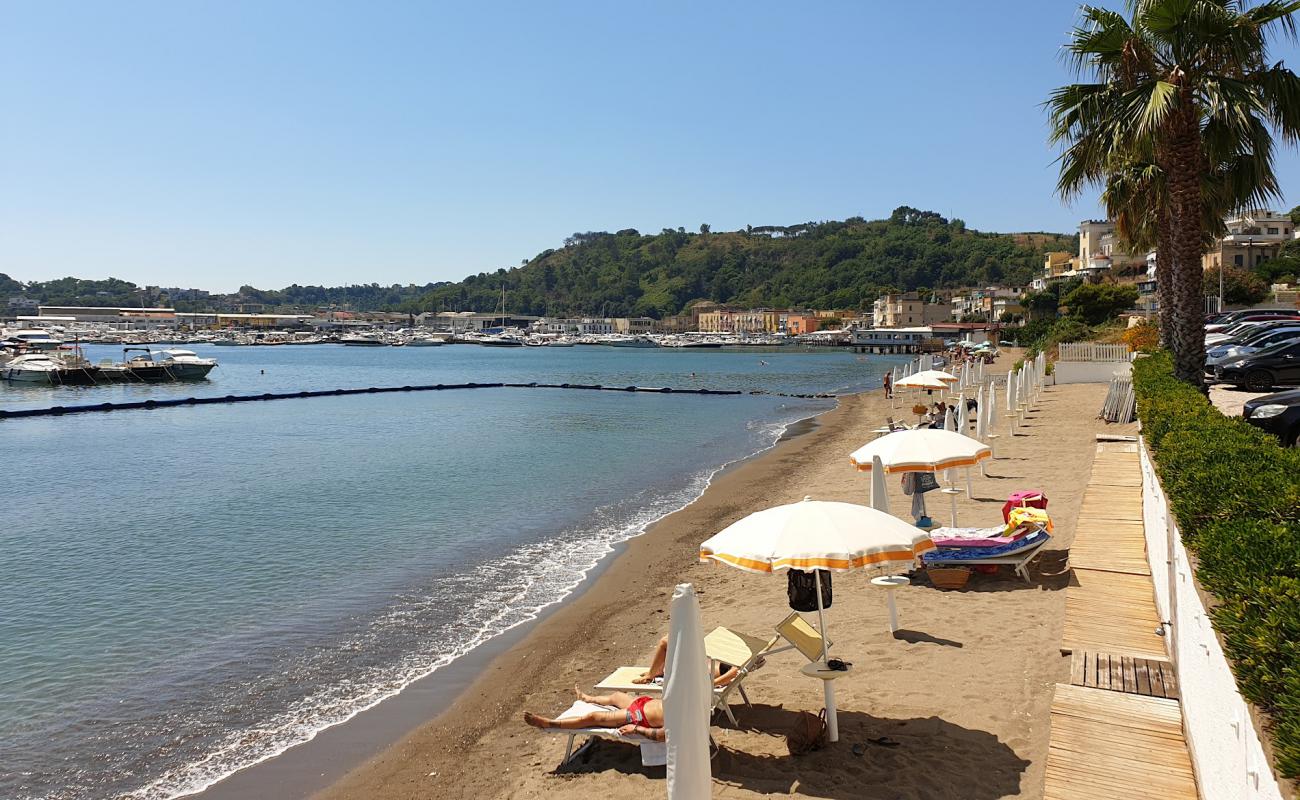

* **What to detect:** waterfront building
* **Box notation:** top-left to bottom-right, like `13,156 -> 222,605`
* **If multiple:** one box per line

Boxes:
849,326 -> 936,353
871,292 -> 949,328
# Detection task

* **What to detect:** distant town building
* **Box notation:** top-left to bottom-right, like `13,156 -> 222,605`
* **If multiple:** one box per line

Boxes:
872,292 -> 949,328
1203,209 -> 1293,271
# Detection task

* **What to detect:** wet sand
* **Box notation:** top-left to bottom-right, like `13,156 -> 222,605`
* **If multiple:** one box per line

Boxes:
310,352 -> 1134,800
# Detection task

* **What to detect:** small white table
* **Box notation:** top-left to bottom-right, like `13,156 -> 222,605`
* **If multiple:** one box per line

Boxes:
871,575 -> 910,633
800,660 -> 855,743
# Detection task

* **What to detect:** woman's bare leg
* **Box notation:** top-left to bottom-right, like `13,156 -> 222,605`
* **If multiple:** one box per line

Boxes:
634,636 -> 669,684
574,684 -> 632,708
523,709 -> 628,730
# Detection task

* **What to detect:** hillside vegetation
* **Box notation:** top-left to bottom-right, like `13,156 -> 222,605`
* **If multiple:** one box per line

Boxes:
5,208 -> 1076,315
419,207 -> 1075,317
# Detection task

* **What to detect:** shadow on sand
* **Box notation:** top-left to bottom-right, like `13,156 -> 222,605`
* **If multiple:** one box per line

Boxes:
558,704 -> 1029,799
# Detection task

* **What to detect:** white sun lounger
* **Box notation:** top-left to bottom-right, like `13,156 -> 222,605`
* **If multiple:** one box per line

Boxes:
594,613 -> 830,726
543,700 -> 667,768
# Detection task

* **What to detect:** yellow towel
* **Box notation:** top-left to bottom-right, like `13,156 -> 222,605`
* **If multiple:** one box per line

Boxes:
1005,506 -> 1053,535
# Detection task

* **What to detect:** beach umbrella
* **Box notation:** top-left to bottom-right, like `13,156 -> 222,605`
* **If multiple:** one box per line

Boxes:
974,385 -> 985,441
1006,371 -> 1018,434
869,455 -> 889,514
698,498 -> 934,743
914,369 -> 958,384
894,373 -> 947,392
956,391 -> 968,434
665,583 -> 711,799
850,429 -> 991,527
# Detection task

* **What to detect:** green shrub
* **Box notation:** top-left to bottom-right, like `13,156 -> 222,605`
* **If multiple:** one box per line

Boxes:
1134,351 -> 1300,781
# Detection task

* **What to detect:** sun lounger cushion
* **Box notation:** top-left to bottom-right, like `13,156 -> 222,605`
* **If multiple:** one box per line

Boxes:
929,525 -> 1024,548
923,530 -> 1050,562
547,700 -> 667,766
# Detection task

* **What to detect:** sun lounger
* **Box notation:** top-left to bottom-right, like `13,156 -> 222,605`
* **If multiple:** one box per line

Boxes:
542,700 -> 667,768
922,528 -> 1051,582
928,520 -> 1044,549
594,613 -> 830,726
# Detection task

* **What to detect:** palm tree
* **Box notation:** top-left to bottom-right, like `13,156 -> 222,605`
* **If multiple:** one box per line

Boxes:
1048,1 -> 1300,386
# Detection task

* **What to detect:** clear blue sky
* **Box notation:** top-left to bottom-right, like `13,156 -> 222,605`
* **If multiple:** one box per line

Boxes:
5,1 -> 1300,292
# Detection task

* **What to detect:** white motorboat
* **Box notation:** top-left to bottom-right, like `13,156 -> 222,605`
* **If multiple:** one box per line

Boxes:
2,353 -> 64,383
157,349 -> 218,380
546,338 -> 576,347
340,333 -> 387,346
1,328 -> 64,351
406,335 -> 445,347
600,335 -> 658,348
477,333 -> 525,347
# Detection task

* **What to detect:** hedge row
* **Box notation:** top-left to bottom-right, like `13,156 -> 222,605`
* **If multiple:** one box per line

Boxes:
1133,352 -> 1300,779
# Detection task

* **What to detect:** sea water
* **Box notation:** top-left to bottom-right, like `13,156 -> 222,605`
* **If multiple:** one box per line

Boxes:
0,344 -> 902,799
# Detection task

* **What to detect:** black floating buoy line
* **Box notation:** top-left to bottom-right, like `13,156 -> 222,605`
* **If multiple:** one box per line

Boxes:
0,383 -> 837,420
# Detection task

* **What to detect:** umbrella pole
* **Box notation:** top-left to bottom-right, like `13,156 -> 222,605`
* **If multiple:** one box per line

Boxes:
949,488 -> 959,528
813,572 -> 838,743
965,467 -> 973,499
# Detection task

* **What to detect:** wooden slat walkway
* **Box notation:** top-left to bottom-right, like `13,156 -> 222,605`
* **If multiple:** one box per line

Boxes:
1060,442 -> 1167,660
1047,439 -> 1197,799
1045,684 -> 1198,800
1069,651 -> 1179,699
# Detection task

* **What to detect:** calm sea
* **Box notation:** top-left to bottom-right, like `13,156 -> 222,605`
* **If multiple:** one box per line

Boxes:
1,344 -> 900,799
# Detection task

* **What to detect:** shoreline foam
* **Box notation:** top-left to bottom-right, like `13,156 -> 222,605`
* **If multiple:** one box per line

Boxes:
182,396 -> 837,800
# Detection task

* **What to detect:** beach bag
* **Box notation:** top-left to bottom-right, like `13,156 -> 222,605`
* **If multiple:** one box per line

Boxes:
787,569 -> 832,612
914,472 -> 940,493
787,709 -> 828,755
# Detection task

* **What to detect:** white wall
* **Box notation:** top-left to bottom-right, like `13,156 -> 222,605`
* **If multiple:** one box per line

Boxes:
1140,439 -> 1287,800
1053,360 -> 1133,384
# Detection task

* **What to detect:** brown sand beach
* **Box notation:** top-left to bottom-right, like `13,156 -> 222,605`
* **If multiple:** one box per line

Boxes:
315,351 -> 1135,800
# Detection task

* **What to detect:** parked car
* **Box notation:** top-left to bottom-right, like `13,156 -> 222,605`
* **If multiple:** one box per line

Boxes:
1205,316 -> 1300,345
1206,326 -> 1300,366
1213,340 -> 1300,391
1205,310 -> 1300,334
1243,388 -> 1300,447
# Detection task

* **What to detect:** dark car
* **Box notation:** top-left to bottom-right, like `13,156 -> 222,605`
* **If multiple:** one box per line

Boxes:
1214,339 -> 1300,391
1243,388 -> 1300,447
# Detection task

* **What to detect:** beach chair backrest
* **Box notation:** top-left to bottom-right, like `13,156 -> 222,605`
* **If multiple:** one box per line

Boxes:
704,627 -> 777,669
775,612 -> 828,662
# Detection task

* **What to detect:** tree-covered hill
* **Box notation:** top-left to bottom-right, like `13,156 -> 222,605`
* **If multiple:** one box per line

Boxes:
417,207 -> 1076,317
5,208 -> 1077,315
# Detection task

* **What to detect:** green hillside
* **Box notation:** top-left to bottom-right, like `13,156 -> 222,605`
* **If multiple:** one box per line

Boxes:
5,208 -> 1076,315
417,207 -> 1075,317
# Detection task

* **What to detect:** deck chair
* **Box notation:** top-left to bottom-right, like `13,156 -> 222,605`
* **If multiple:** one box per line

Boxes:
772,611 -> 832,662
542,700 -> 668,768
705,626 -> 779,725
593,625 -> 778,726
922,527 -> 1051,582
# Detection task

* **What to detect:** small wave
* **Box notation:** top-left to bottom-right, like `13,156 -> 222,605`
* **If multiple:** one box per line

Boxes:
125,399 -> 833,800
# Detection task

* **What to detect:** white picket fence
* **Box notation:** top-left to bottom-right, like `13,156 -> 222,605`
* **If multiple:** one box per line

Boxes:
1057,342 -> 1132,362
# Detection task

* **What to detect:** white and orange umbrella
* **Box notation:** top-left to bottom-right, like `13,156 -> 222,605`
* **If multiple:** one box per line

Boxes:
848,429 -> 991,526
698,497 -> 933,742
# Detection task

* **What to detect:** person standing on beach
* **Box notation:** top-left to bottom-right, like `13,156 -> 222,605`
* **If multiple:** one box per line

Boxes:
883,371 -> 893,399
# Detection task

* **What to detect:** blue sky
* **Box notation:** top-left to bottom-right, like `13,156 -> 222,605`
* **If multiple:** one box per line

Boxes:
5,1 -> 1300,292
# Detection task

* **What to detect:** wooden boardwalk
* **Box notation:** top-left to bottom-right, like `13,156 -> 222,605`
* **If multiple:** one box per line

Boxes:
1045,439 -> 1198,799
1045,684 -> 1198,800
1069,650 -> 1179,700
1060,442 -> 1166,660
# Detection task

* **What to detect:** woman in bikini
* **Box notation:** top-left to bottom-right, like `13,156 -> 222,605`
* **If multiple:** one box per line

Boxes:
523,685 -> 666,741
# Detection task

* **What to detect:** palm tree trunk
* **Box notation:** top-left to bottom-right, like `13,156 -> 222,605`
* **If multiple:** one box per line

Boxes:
1156,204 -> 1174,347
1163,102 -> 1206,388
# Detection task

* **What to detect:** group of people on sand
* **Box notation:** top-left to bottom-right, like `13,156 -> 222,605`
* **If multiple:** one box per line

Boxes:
522,635 -> 742,740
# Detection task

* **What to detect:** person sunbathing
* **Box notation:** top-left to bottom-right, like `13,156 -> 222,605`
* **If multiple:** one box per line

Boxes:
632,635 -> 741,688
523,685 -> 666,741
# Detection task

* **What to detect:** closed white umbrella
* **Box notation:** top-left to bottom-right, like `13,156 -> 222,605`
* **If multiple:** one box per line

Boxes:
956,391 -> 968,434
974,385 -> 986,441
870,454 -> 889,514
699,498 -> 934,743
1006,371 -> 1018,434
665,583 -> 711,800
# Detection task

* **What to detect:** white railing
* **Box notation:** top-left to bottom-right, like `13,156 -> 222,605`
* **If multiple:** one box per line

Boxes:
1057,342 -> 1131,362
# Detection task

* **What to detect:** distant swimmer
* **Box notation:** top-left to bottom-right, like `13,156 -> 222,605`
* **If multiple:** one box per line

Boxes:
758,360 -> 768,366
